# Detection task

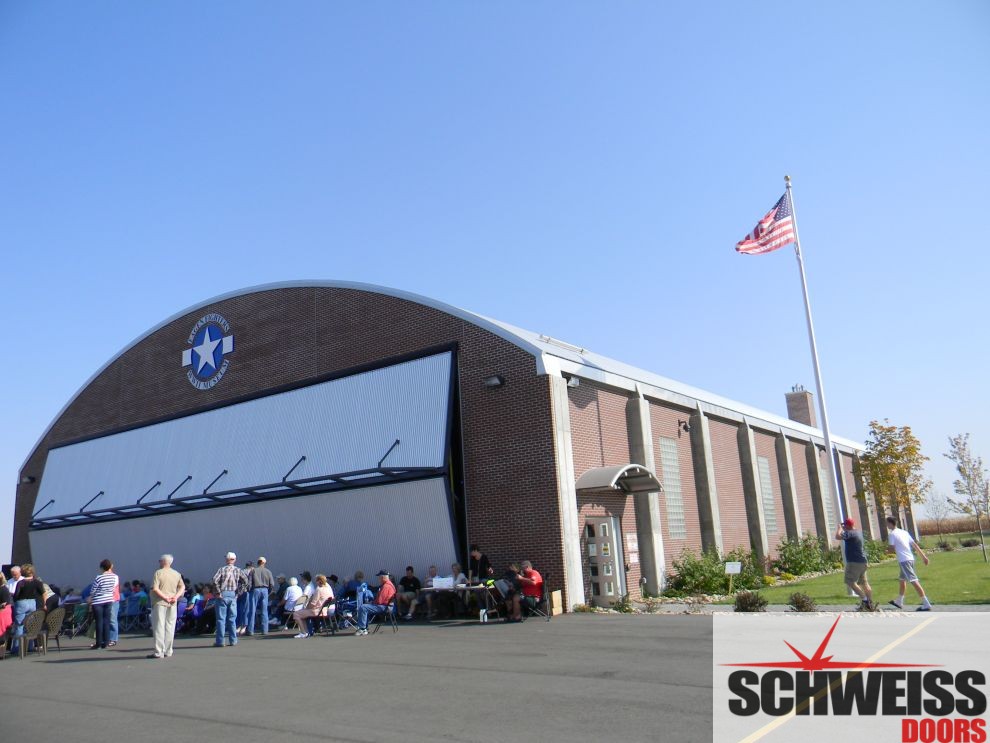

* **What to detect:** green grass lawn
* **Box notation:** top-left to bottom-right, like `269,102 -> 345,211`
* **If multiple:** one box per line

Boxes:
748,548 -> 990,606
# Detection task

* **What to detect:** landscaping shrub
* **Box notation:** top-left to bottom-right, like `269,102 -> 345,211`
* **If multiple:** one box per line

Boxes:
762,575 -> 776,587
734,591 -> 767,612
961,538 -> 980,548
865,539 -> 889,563
773,535 -> 830,575
780,572 -> 795,582
665,547 -> 763,596
938,541 -> 955,551
613,594 -> 635,613
572,604 -> 596,613
788,592 -> 817,612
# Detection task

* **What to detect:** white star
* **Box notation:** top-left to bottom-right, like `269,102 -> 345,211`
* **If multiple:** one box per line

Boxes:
193,327 -> 221,374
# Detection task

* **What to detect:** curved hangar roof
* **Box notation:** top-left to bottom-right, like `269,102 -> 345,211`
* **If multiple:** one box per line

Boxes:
24,279 -> 861,471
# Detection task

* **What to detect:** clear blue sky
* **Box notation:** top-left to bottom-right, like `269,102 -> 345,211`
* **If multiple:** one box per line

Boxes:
3,2 -> 988,563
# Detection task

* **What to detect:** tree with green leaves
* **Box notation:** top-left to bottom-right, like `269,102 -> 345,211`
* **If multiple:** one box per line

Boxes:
856,420 -> 931,533
943,433 -> 988,563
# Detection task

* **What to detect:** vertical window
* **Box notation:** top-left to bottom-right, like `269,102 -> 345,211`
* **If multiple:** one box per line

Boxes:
659,436 -> 686,539
605,581 -> 614,596
589,565 -> 599,577
603,564 -> 612,576
585,524 -> 596,538
600,522 -> 609,538
588,543 -> 597,557
592,583 -> 602,596
820,467 -> 836,533
757,456 -> 778,535
601,543 -> 611,557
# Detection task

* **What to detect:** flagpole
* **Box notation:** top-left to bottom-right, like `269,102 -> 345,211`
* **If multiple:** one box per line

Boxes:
785,175 -> 846,525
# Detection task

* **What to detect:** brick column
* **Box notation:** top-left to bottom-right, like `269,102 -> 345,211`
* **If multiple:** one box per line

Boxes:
626,395 -> 666,595
774,429 -> 802,539
738,422 -> 769,562
548,374 -> 586,609
689,406 -> 723,555
804,441 -> 829,538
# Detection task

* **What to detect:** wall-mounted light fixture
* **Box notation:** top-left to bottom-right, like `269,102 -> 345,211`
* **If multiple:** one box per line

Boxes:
565,375 -> 580,388
483,375 -> 505,388
677,419 -> 691,436
20,475 -> 37,485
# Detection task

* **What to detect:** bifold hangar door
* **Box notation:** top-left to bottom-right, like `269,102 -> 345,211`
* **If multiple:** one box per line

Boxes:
30,352 -> 459,587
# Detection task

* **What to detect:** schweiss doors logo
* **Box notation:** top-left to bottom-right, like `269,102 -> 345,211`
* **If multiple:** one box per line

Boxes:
714,614 -> 987,743
180,313 -> 235,390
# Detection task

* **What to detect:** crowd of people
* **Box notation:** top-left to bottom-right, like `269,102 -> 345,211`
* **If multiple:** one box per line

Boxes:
0,544 -> 547,658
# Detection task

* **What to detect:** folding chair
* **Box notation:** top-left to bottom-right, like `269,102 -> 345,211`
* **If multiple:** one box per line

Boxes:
335,597 -> 359,631
120,596 -> 150,633
368,601 -> 398,634
65,603 -> 91,638
311,597 -> 338,636
522,574 -> 552,623
284,594 -> 309,633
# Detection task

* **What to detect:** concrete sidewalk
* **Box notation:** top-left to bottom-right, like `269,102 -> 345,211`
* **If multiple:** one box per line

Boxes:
645,602 -> 990,614
0,613 -> 713,743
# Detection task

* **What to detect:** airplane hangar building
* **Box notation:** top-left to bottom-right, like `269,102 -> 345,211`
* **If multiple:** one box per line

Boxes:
13,282 -> 874,608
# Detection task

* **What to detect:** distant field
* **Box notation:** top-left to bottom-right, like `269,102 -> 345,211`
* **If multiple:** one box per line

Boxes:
744,544 -> 990,606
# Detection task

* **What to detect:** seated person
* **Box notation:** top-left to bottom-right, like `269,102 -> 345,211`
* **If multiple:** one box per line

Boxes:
518,560 -> 544,615
499,564 -> 524,622
341,571 -> 366,601
397,566 -> 421,620
355,571 -> 396,635
278,577 -> 304,628
408,565 -> 439,619
300,571 -> 315,599
62,586 -> 82,605
122,580 -> 148,620
449,563 -> 470,617
468,545 -> 493,584
292,575 -> 332,639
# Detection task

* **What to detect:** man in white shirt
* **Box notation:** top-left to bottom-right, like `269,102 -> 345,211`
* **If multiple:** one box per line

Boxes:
886,516 -> 932,611
5,565 -> 22,595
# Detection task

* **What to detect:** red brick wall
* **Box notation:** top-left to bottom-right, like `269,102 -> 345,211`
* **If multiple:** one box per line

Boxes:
708,418 -> 749,552
788,438 -> 818,537
648,402 -> 703,566
754,430 -> 787,557
15,287 -> 569,602
567,380 -> 632,477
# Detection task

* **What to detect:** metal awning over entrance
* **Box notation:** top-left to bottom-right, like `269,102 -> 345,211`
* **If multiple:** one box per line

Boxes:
575,464 -> 662,494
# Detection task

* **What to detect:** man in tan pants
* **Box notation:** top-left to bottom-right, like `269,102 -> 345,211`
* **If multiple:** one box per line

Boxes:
149,554 -> 185,659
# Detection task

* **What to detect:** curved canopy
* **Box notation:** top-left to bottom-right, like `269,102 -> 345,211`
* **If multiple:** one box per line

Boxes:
575,464 -> 662,494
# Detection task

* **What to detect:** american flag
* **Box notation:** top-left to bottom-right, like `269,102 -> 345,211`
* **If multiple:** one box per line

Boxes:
735,193 -> 796,255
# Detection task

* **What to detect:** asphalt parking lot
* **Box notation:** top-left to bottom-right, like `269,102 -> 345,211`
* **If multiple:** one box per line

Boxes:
0,613 -> 713,743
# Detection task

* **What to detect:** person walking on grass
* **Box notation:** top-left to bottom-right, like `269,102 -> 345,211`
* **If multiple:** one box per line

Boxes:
835,517 -> 875,611
885,515 -> 932,611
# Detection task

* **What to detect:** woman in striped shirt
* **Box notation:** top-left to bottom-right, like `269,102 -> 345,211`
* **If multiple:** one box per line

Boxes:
87,559 -> 119,650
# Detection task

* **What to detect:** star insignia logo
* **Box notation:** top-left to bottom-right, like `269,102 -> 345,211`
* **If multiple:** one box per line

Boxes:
181,313 -> 235,390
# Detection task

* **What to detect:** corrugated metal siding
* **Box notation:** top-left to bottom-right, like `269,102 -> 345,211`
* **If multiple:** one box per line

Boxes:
37,353 -> 452,514
30,477 -> 457,590
754,431 -> 787,556
708,418 -> 749,552
649,401 -> 703,562
788,438 -> 817,536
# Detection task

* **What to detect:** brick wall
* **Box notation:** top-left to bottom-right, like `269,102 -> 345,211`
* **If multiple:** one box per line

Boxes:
708,418 -> 749,552
788,438 -> 818,537
648,401 -> 703,567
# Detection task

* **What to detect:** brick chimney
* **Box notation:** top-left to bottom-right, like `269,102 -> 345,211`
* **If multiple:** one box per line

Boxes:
785,384 -> 817,427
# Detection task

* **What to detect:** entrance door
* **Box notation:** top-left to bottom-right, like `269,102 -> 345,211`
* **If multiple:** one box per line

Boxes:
584,515 -> 626,608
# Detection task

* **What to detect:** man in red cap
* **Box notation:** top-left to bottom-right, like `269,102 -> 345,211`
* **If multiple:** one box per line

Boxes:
835,517 -> 875,611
